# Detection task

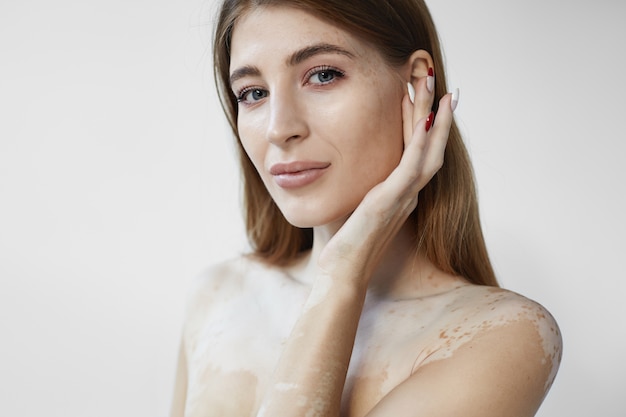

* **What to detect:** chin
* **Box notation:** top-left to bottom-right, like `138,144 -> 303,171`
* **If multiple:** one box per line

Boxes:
282,212 -> 332,229
279,201 -> 353,230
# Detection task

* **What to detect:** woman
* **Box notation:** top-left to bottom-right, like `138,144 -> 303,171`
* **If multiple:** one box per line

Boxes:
171,0 -> 562,416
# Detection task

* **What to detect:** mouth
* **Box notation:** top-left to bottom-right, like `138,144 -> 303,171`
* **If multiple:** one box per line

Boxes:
269,161 -> 331,189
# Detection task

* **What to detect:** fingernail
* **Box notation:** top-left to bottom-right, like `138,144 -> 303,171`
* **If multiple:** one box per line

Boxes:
451,88 -> 459,112
407,82 -> 415,103
425,111 -> 434,132
426,67 -> 434,93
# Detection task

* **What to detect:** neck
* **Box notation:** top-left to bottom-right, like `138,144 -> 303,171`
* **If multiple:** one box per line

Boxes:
289,216 -> 457,300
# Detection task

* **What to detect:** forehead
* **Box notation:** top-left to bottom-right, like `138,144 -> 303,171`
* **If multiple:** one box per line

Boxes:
229,6 -> 375,69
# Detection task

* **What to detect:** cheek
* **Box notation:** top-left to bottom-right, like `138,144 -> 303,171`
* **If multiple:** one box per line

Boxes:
333,89 -> 404,179
238,118 -> 267,172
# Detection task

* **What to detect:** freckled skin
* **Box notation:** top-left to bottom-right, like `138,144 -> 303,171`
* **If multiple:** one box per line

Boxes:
172,256 -> 562,417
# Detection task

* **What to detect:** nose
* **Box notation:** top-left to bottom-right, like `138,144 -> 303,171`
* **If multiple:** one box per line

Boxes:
266,89 -> 309,145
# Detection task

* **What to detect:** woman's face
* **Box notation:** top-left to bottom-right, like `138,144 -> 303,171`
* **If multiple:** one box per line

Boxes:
230,6 -> 406,228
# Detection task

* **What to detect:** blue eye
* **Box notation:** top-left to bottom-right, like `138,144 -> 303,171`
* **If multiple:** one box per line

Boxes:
237,88 -> 268,104
307,66 -> 345,85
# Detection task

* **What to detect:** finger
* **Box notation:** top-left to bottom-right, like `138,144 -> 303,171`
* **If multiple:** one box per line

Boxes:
402,94 -> 414,149
390,110 -> 431,191
401,85 -> 430,154
397,91 -> 456,192
390,89 -> 457,199
411,67 -> 435,129
420,92 -> 455,177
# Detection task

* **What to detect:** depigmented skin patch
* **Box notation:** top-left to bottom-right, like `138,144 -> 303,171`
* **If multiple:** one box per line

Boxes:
174,257 -> 562,417
185,364 -> 259,417
383,317 -> 560,417
412,287 -> 562,399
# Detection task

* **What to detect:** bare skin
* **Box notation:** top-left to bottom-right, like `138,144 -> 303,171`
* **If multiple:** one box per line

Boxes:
172,251 -> 561,417
171,6 -> 562,417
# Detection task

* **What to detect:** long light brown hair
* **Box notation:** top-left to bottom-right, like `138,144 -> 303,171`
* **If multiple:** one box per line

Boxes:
213,0 -> 498,287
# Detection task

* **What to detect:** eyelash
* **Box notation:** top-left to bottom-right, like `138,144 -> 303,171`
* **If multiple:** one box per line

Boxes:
236,87 -> 266,104
304,65 -> 345,85
234,65 -> 346,105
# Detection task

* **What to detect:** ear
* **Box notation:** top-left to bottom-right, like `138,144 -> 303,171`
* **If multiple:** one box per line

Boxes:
404,50 -> 434,83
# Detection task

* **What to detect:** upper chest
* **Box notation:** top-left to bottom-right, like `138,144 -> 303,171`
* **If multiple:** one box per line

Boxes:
182,266 -> 494,417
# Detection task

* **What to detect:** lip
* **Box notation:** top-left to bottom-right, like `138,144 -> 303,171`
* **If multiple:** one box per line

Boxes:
269,161 -> 331,189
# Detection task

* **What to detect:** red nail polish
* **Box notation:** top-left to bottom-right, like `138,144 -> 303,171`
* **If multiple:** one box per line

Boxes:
425,111 -> 434,132
428,67 -> 434,77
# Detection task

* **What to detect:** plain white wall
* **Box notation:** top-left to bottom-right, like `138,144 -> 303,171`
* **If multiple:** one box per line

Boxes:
0,0 -> 624,416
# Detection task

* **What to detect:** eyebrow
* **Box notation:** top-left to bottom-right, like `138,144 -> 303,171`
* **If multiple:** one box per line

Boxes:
229,43 -> 355,87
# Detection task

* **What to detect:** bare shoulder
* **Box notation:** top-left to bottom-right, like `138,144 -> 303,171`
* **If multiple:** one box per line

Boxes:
381,285 -> 563,416
452,285 -> 562,336
191,256 -> 257,291
182,254 -> 308,331
367,286 -> 563,416
459,285 -> 562,361
183,256 -> 251,316
423,285 -> 563,372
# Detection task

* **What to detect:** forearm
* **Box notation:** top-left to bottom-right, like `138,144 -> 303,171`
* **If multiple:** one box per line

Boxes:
257,275 -> 367,417
254,88 -> 451,417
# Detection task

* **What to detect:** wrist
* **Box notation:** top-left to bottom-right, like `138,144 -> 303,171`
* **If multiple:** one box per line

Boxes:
304,271 -> 368,312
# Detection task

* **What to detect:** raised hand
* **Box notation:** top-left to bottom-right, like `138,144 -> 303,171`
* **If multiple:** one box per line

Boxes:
317,71 -> 457,286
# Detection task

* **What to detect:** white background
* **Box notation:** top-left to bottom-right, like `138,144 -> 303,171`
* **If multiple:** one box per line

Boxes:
0,0 -> 624,415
